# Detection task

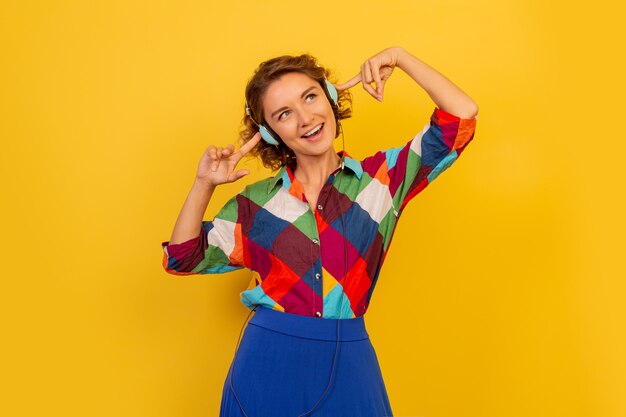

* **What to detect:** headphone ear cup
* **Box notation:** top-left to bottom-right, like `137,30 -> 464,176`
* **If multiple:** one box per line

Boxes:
259,125 -> 279,146
325,79 -> 339,105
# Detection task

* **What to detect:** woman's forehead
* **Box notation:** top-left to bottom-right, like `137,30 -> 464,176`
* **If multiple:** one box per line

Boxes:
263,72 -> 320,104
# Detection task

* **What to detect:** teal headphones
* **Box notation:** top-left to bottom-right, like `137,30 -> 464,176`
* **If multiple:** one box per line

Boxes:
245,79 -> 339,146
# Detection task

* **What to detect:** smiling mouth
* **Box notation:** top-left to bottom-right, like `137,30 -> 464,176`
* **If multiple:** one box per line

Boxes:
301,123 -> 324,140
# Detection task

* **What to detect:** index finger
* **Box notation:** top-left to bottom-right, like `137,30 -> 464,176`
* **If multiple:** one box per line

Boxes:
371,62 -> 382,96
236,131 -> 262,157
334,73 -> 362,91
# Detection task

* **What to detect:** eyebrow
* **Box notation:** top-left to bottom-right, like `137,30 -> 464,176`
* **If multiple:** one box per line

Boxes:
270,86 -> 318,119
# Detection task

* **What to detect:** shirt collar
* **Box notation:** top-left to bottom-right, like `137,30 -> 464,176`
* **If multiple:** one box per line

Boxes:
267,150 -> 363,194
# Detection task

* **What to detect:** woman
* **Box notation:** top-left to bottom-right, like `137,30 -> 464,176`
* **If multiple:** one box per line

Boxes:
161,46 -> 478,417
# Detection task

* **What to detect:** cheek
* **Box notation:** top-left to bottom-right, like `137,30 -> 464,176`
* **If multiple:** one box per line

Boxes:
271,120 -> 298,139
322,103 -> 337,125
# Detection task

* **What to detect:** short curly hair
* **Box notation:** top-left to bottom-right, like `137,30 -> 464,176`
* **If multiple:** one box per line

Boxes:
240,54 -> 352,172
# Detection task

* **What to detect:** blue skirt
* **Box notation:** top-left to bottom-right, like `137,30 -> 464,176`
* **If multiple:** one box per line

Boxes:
219,306 -> 394,417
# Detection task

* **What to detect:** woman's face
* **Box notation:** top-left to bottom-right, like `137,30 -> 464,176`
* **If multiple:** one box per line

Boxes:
262,72 -> 337,160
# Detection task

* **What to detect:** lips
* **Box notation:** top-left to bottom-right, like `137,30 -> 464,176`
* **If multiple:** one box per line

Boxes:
301,123 -> 324,141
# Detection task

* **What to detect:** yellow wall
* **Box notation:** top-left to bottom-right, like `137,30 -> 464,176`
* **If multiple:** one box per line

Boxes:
2,1 -> 624,416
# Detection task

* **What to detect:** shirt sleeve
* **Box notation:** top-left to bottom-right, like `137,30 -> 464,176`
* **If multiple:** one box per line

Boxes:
362,107 -> 477,216
161,192 -> 246,275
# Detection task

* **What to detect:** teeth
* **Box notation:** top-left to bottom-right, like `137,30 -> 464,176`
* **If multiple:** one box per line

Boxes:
303,124 -> 322,138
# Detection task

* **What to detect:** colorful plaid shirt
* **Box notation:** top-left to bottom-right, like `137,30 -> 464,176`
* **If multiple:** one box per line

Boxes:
161,107 -> 477,318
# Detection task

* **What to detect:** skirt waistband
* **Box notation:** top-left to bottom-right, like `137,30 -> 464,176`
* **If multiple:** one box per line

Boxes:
248,306 -> 369,342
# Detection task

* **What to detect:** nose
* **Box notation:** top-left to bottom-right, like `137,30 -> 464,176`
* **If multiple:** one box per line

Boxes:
298,107 -> 314,126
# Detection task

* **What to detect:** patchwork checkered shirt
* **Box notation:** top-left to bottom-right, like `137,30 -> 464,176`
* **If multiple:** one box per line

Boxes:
162,107 -> 477,318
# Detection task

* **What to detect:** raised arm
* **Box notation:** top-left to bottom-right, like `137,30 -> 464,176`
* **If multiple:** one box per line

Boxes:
337,47 -> 478,216
168,132 -> 262,245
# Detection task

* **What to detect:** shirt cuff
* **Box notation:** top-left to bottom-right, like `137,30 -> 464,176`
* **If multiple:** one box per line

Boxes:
161,236 -> 201,260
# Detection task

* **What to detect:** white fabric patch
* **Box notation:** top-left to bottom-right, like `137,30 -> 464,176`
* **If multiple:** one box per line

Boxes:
354,178 -> 394,224
263,186 -> 309,223
409,123 -> 429,157
208,218 -> 236,256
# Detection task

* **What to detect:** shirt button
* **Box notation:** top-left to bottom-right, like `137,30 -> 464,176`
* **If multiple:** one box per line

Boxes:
315,311 -> 322,317
312,238 -> 319,244
315,273 -> 321,280
317,204 -> 323,210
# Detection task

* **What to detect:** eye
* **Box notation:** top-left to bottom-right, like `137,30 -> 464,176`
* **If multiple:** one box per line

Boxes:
278,110 -> 290,121
305,93 -> 317,102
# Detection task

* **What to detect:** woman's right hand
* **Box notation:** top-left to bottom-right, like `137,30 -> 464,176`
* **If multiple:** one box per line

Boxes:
195,132 -> 262,187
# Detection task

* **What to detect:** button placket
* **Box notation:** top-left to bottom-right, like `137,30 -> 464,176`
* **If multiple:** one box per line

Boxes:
316,184 -> 331,213
309,192 -> 325,319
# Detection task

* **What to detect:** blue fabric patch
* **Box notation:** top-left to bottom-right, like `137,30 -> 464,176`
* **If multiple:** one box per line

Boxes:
427,151 -> 458,183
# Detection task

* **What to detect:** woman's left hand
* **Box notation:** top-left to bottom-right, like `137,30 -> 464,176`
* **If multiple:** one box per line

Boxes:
334,47 -> 403,101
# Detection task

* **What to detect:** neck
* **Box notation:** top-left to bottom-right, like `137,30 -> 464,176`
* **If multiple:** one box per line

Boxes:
293,150 -> 342,186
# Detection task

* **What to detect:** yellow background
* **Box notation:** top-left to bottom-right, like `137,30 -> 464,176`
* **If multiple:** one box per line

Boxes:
2,1 -> 624,416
